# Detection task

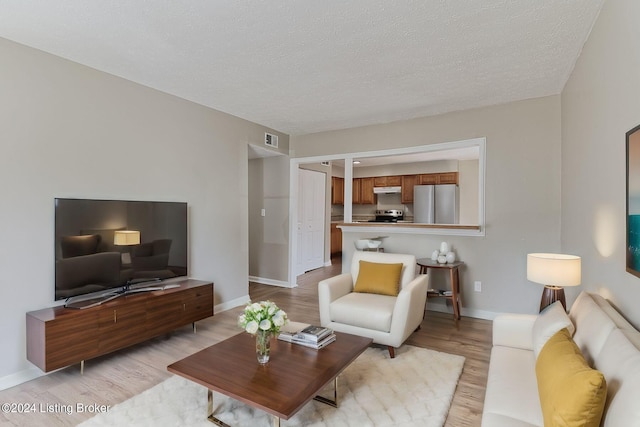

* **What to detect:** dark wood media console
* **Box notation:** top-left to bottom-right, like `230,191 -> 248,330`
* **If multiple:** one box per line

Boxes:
26,279 -> 213,372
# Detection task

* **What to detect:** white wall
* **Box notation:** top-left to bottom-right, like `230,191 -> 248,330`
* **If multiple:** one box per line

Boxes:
248,155 -> 291,284
561,0 -> 640,326
0,38 -> 287,385
292,96 -> 562,317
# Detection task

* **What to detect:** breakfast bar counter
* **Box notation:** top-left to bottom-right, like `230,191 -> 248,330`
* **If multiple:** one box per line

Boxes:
337,222 -> 480,230
337,222 -> 481,236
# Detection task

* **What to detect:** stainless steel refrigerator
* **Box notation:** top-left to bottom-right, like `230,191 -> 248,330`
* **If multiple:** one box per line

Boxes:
413,184 -> 459,224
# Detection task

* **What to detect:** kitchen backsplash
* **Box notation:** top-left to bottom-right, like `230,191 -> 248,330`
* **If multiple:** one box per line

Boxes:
332,193 -> 416,222
375,193 -> 402,210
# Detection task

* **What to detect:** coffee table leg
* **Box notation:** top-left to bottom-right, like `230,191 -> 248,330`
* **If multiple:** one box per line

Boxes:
313,377 -> 339,408
207,389 -> 231,426
207,389 -> 280,426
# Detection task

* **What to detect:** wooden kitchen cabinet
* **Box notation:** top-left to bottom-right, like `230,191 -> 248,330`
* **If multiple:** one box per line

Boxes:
331,177 -> 344,205
332,173 -> 457,207
373,176 -> 386,187
419,172 -> 459,185
351,177 -> 375,204
330,223 -> 342,255
387,175 -> 402,186
401,175 -> 419,203
373,175 -> 401,187
437,172 -> 459,184
419,174 -> 439,185
360,177 -> 376,204
352,178 -> 362,204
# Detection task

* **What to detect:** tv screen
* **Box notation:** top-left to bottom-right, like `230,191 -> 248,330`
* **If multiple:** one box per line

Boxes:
55,198 -> 188,301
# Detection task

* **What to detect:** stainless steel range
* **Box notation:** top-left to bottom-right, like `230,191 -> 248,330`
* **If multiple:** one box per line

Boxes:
369,209 -> 404,222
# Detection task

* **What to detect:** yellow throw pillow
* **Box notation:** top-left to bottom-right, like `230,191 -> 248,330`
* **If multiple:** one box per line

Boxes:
536,328 -> 607,427
353,260 -> 403,296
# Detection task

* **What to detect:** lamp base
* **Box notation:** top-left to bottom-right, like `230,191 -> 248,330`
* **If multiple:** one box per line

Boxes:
540,286 -> 566,312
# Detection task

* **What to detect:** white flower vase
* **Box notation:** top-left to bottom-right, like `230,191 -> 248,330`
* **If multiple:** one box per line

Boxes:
431,250 -> 439,261
446,251 -> 456,263
440,242 -> 449,254
256,330 -> 272,364
437,255 -> 447,264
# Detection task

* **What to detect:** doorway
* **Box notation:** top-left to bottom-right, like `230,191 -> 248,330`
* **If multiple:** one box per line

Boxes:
296,168 -> 326,276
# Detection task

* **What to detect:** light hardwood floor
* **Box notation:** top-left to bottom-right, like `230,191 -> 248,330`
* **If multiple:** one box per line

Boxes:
0,258 -> 492,426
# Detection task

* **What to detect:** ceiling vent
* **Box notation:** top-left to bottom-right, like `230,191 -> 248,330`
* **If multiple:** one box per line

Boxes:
265,132 -> 278,148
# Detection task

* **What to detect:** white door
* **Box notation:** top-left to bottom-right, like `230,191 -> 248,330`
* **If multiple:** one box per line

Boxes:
296,168 -> 326,275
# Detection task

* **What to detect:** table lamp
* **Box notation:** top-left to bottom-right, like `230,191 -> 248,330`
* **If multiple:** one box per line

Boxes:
114,230 -> 140,265
114,230 -> 140,246
527,253 -> 581,312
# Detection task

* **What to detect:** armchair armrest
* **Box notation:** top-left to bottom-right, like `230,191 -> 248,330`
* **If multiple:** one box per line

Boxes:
388,274 -> 429,347
318,273 -> 353,326
492,313 -> 537,350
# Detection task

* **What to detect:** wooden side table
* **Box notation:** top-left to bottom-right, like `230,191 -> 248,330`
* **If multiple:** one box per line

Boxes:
416,258 -> 464,320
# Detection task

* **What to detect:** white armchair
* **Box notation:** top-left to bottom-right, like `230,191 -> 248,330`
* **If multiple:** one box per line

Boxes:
318,251 -> 428,358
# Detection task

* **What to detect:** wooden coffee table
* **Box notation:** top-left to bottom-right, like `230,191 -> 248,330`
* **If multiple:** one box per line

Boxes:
167,331 -> 372,426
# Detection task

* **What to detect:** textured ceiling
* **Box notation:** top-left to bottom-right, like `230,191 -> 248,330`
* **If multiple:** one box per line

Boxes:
0,1 -> 605,136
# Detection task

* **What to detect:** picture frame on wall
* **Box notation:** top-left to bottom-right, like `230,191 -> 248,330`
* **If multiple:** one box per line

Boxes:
626,124 -> 640,277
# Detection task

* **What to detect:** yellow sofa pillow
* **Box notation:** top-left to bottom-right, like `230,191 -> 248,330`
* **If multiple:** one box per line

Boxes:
536,328 -> 607,427
353,260 -> 403,296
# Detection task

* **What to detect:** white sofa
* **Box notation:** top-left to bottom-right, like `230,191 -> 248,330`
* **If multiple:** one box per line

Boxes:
482,291 -> 640,427
318,251 -> 428,358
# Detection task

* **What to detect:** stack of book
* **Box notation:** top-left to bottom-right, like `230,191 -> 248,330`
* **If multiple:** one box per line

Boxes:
293,325 -> 336,349
277,321 -> 310,342
428,288 -> 453,297
277,322 -> 336,349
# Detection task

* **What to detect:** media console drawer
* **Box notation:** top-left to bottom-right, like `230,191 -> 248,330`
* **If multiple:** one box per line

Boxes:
26,280 -> 213,372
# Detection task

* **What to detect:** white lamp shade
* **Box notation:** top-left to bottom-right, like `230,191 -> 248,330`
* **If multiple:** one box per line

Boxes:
114,230 -> 140,246
527,253 -> 581,287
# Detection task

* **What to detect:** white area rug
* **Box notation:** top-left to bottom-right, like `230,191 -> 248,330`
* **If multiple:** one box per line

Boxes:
79,345 -> 465,427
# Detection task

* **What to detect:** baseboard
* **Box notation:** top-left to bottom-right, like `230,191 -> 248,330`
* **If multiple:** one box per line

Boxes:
248,276 -> 296,288
214,295 -> 250,313
426,303 -> 499,320
0,366 -> 45,391
462,307 -> 499,320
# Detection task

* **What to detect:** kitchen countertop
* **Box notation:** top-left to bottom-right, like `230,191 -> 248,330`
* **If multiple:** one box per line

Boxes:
336,222 -> 480,230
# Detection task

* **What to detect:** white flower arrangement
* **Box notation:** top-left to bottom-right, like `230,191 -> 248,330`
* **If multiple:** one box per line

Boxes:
238,300 -> 288,335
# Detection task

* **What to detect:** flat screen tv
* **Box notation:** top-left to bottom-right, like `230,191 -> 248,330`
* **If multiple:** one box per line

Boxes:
55,198 -> 188,305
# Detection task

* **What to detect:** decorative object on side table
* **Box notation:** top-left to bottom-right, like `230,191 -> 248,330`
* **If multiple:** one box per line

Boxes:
527,253 -> 581,312
238,301 -> 288,364
446,251 -> 456,263
432,241 -> 456,264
